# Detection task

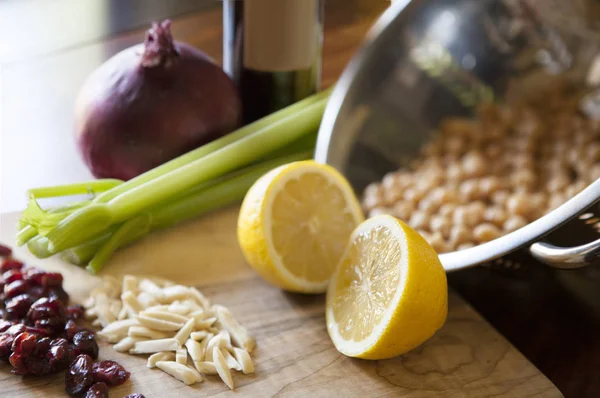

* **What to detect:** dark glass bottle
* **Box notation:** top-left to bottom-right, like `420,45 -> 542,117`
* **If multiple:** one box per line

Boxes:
223,0 -> 324,124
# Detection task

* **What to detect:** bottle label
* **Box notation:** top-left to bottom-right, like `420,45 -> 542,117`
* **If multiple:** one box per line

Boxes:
243,0 -> 319,71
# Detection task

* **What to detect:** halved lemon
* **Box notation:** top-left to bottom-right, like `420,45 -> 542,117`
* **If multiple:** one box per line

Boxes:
326,215 -> 447,359
237,160 -> 364,293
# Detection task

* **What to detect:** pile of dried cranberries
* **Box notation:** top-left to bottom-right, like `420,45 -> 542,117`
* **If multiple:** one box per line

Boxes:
0,244 -> 139,398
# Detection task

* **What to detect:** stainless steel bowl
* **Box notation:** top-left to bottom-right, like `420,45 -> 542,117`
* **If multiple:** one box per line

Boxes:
315,0 -> 600,272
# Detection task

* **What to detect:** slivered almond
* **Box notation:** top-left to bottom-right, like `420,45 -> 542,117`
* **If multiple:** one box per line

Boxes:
156,361 -> 198,385
198,333 -> 213,361
162,285 -> 192,302
213,348 -> 234,390
175,318 -> 196,346
204,334 -> 224,362
168,302 -> 191,315
92,319 -> 102,328
121,291 -> 143,314
195,317 -> 217,330
83,296 -> 95,309
190,331 -> 208,342
98,319 -> 138,342
139,279 -> 166,301
117,305 -> 129,321
218,330 -> 232,347
194,361 -> 217,375
223,349 -> 242,371
186,364 -> 204,383
233,348 -> 254,374
180,299 -> 202,311
189,287 -> 211,309
113,336 -> 146,353
213,305 -> 256,353
109,301 -> 122,319
147,352 -> 175,368
145,304 -> 170,312
85,308 -> 97,320
131,338 -> 179,354
137,292 -> 158,309
122,275 -> 138,295
176,348 -> 188,365
136,315 -> 183,331
185,339 -> 203,362
141,310 -> 189,324
128,326 -> 171,340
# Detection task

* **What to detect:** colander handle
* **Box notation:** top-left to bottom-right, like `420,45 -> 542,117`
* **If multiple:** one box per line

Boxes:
529,238 -> 600,269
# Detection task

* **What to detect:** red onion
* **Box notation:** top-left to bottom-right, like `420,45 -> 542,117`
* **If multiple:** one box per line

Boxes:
74,20 -> 242,180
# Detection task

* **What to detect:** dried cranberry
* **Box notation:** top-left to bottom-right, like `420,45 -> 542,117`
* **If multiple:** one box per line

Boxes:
85,382 -> 109,398
65,320 -> 81,341
5,323 -> 26,336
0,333 -> 15,360
65,354 -> 94,397
48,338 -> 70,371
2,269 -> 23,284
91,360 -> 130,386
4,294 -> 33,320
27,297 -> 66,321
35,315 -> 66,333
4,279 -> 33,300
1,258 -> 23,273
25,355 -> 52,375
9,352 -> 26,374
34,337 -> 51,356
72,331 -> 99,359
66,304 -> 85,320
0,244 -> 12,257
0,319 -> 15,333
124,395 -> 146,398
24,268 -> 64,287
47,286 -> 69,305
24,325 -> 53,337
11,332 -> 37,357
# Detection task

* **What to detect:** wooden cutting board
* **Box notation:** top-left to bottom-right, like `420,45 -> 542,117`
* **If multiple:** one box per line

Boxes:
0,208 -> 562,397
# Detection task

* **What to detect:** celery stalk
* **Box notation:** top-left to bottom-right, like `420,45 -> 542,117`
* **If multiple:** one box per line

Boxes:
27,235 -> 54,258
27,179 -> 122,199
64,150 -> 312,269
92,88 -> 332,205
16,225 -> 38,246
46,97 -> 327,251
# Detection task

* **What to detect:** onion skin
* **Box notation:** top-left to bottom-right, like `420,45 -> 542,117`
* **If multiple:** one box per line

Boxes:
75,20 -> 242,180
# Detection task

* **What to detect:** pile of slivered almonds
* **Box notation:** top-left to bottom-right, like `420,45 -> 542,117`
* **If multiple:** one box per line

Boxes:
362,81 -> 600,253
83,275 -> 255,390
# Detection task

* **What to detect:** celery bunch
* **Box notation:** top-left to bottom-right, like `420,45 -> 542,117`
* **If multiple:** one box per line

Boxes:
18,89 -> 331,273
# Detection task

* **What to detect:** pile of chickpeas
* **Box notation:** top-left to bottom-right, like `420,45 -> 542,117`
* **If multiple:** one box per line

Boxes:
362,81 -> 600,253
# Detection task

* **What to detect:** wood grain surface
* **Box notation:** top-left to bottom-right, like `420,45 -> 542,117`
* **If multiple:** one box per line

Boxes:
0,208 -> 561,397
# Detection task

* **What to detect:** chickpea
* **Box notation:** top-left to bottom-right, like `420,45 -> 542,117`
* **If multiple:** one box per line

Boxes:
461,151 -> 487,178
586,142 -> 600,162
503,215 -> 528,232
547,194 -> 566,211
588,164 -> 600,182
479,176 -> 503,197
362,194 -> 383,212
459,179 -> 480,202
403,188 -> 424,205
428,232 -> 449,254
392,201 -> 415,221
491,190 -> 510,207
484,143 -> 503,159
369,207 -> 393,217
484,206 -> 507,226
429,215 -> 451,237
473,223 -> 502,243
446,164 -> 464,181
457,242 -> 475,251
421,140 -> 443,157
409,211 -> 430,231
418,198 -> 439,214
546,173 -> 570,193
439,203 -> 457,218
465,201 -> 486,225
449,225 -> 472,247
383,188 -> 403,204
511,169 -> 536,190
506,193 -> 532,217
445,137 -> 466,154
363,183 -> 382,200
